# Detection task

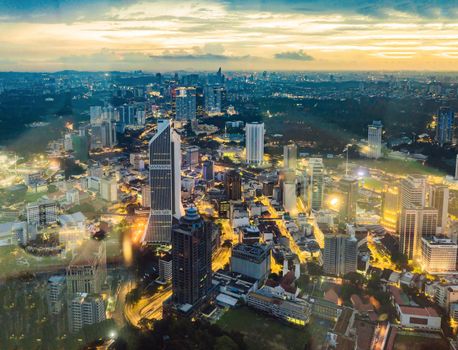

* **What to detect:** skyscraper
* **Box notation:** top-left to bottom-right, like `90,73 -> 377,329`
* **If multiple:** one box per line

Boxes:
381,184 -> 400,232
225,170 -> 242,201
175,87 -> 196,120
283,180 -> 298,216
71,134 -> 89,162
367,120 -> 383,159
400,175 -> 427,209
429,184 -> 449,234
399,207 -> 438,260
283,143 -> 297,170
185,146 -> 199,170
307,158 -> 324,211
323,232 -> 358,276
171,207 -> 212,306
435,107 -> 454,146
204,85 -> 225,115
143,119 -> 183,243
455,154 -> 458,180
245,122 -> 264,165
100,176 -> 118,203
202,160 -> 214,181
119,104 -> 137,127
338,176 -> 358,223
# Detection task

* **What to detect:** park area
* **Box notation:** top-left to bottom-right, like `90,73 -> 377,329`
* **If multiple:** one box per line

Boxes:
217,307 -> 331,350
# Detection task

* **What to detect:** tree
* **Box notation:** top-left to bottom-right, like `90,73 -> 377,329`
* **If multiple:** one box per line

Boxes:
215,335 -> 240,350
391,251 -> 409,270
344,272 -> 365,287
306,262 -> 323,276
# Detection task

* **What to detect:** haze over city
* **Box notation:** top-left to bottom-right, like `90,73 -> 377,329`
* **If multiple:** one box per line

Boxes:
4,1 -> 458,350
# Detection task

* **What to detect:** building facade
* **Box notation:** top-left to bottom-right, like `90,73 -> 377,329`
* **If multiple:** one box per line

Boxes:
367,120 -> 383,159
144,119 -> 183,243
307,158 -> 325,211
323,233 -> 358,276
171,207 -> 212,306
245,122 -> 265,165
231,243 -> 271,281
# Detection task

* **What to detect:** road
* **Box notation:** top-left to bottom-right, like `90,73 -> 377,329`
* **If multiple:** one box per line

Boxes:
124,221 -> 237,328
259,196 -> 306,263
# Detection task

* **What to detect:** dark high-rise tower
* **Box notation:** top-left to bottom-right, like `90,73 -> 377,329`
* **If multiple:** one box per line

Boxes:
224,170 -> 242,200
171,207 -> 212,305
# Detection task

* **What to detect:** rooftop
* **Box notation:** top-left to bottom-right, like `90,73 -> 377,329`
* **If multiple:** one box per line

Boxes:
398,306 -> 439,318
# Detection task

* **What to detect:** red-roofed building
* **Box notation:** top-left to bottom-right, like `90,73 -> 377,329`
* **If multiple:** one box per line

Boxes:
351,294 -> 374,314
396,305 -> 441,331
324,287 -> 340,305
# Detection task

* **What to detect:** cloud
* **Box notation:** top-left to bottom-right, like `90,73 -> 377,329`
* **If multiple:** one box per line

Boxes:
150,44 -> 252,61
274,50 -> 314,61
150,53 -> 250,61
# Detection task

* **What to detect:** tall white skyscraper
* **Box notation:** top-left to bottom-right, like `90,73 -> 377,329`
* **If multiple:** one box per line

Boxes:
175,87 -> 196,120
400,175 -> 427,209
307,158 -> 324,211
367,120 -> 383,159
245,122 -> 264,165
143,119 -> 183,243
282,181 -> 297,217
283,144 -> 297,170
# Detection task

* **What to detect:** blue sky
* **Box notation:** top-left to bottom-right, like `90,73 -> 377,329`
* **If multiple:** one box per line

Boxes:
1,0 -> 458,71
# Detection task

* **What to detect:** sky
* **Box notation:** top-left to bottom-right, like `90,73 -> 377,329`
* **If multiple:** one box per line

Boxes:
1,0 -> 458,71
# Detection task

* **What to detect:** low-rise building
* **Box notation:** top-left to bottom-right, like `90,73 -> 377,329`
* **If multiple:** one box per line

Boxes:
26,200 -> 58,227
247,287 -> 312,327
158,254 -> 172,283
396,305 -> 441,331
68,293 -> 106,333
212,270 -> 259,302
47,275 -> 66,315
421,236 -> 457,274
310,297 -> 342,321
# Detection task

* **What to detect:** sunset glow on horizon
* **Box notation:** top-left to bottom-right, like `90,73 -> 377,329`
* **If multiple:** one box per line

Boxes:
1,0 -> 458,71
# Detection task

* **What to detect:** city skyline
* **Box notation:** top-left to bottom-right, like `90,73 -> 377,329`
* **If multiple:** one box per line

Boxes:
4,1 -> 458,347
2,0 -> 458,71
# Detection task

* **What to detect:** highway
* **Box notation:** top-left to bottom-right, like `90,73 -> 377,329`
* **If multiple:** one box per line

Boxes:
124,219 -> 238,328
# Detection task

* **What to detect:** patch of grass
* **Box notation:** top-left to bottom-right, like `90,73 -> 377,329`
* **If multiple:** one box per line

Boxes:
394,334 -> 449,350
0,245 -> 71,278
362,177 -> 384,192
324,158 -> 445,177
217,306 -> 310,350
24,191 -> 47,203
